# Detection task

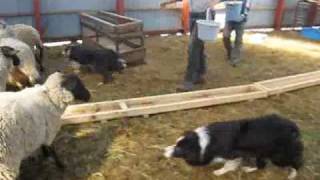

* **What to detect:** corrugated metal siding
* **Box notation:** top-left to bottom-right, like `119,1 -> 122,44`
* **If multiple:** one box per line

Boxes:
0,0 -> 33,14
41,0 -> 114,13
124,0 -> 302,31
1,0 -> 115,39
126,10 -> 181,31
0,0 -> 313,40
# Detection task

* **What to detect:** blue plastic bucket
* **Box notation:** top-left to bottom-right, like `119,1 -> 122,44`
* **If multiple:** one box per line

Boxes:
197,8 -> 220,41
225,1 -> 243,22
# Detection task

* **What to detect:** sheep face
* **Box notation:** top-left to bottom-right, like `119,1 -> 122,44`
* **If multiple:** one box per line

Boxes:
16,47 -> 42,85
7,67 -> 31,90
61,74 -> 90,102
0,38 -> 42,87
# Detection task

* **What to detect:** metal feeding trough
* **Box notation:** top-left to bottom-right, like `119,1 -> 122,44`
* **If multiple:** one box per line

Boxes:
80,11 -> 146,65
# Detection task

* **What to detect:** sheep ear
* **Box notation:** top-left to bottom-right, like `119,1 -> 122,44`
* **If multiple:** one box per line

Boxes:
0,46 -> 19,56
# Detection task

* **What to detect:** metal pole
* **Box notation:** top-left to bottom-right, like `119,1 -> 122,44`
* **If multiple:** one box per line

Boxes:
33,0 -> 43,39
274,0 -> 285,30
116,0 -> 125,15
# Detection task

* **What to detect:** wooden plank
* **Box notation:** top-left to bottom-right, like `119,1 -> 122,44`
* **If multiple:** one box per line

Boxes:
63,85 -> 255,117
258,70 -> 320,88
262,78 -> 320,95
116,22 -> 143,34
62,70 -> 320,125
119,101 -> 128,110
253,83 -> 271,92
63,90 -> 267,125
80,13 -> 116,29
98,10 -> 143,24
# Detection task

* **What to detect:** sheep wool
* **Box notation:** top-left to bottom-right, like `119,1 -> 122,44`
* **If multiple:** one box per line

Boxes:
0,27 -> 14,39
0,72 -> 74,179
0,54 -> 13,91
0,37 -> 40,85
8,24 -> 43,49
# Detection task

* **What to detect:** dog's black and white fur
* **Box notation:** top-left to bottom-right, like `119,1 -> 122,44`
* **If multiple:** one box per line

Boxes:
63,43 -> 126,83
164,114 -> 303,179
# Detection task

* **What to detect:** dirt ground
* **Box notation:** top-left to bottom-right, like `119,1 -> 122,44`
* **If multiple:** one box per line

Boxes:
20,31 -> 320,180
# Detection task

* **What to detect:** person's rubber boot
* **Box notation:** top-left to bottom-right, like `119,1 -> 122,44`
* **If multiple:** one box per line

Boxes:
194,75 -> 206,85
230,47 -> 241,67
176,81 -> 194,92
223,37 -> 232,61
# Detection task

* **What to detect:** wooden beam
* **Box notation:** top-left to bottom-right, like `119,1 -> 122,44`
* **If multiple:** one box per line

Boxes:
62,70 -> 320,125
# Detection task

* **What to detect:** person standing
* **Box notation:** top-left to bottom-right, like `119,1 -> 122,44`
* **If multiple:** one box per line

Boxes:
162,0 -> 221,92
223,0 -> 251,66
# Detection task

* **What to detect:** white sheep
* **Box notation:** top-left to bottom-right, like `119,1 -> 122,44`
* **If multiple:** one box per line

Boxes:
0,37 -> 42,88
0,22 -> 44,72
0,46 -> 20,91
0,72 -> 90,179
8,24 -> 44,71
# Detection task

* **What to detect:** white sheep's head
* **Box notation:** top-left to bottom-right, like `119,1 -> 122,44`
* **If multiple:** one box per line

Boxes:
1,37 -> 43,89
16,48 -> 42,84
0,46 -> 32,90
44,72 -> 91,106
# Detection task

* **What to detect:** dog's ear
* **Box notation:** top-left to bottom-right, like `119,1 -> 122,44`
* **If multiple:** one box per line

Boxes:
183,131 -> 195,138
183,130 -> 192,135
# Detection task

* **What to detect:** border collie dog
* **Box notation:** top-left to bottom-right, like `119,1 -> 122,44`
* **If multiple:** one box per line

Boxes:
164,114 -> 303,179
63,43 -> 127,83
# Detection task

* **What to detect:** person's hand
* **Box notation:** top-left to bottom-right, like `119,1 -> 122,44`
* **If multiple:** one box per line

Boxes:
160,2 -> 167,9
160,1 -> 175,9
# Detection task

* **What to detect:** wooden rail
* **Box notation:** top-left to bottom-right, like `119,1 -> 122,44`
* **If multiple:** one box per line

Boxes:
62,70 -> 320,125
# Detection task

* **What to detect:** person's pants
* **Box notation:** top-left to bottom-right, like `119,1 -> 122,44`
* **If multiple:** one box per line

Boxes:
184,11 -> 214,85
223,21 -> 245,61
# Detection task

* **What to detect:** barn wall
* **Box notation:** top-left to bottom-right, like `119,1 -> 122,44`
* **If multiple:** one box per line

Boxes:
124,0 -> 301,31
0,0 -> 310,40
0,0 -> 115,40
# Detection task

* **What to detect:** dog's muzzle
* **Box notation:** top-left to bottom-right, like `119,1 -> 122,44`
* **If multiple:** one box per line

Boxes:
164,145 -> 176,158
119,58 -> 127,68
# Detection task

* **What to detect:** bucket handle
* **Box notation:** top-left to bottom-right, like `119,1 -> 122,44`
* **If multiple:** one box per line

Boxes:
206,8 -> 212,20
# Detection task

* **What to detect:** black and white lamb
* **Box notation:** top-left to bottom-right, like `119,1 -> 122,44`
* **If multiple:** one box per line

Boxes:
0,72 -> 91,179
0,46 -> 21,91
63,43 -> 127,83
0,37 -> 42,89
